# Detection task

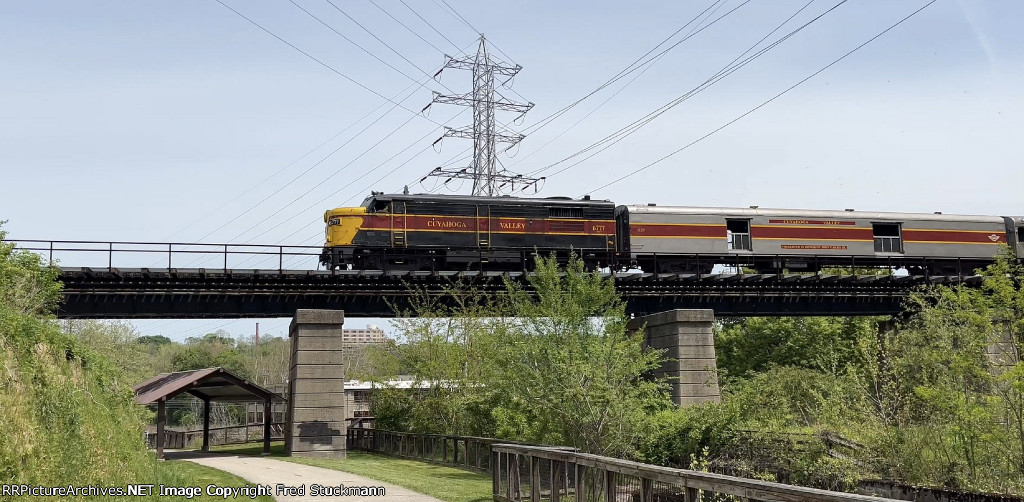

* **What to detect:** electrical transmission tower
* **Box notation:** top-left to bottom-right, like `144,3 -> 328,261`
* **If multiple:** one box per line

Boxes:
422,35 -> 539,196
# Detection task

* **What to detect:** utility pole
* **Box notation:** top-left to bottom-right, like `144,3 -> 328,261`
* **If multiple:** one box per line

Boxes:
422,35 -> 541,196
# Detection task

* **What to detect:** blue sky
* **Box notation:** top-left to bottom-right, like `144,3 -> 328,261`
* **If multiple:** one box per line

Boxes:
1,0 -> 1021,341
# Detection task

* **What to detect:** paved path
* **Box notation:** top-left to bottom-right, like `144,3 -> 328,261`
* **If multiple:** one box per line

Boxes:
176,453 -> 443,502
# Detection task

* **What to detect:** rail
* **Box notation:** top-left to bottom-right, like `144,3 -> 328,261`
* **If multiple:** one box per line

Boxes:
145,422 -> 285,450
5,239 -> 324,271
347,428 -> 534,472
490,443 -> 902,502
3,238 -> 986,279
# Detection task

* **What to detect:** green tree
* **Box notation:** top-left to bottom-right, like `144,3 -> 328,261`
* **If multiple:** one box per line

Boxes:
138,334 -> 172,346
369,254 -> 670,457
716,316 -> 879,378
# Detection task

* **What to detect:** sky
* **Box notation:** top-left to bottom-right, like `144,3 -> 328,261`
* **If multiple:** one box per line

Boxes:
1,0 -> 1021,341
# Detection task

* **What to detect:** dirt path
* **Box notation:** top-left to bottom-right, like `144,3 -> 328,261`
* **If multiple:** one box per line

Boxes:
178,453 -> 444,502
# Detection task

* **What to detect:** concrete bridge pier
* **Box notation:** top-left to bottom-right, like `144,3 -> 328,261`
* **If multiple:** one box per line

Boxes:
285,309 -> 348,458
628,309 -> 721,406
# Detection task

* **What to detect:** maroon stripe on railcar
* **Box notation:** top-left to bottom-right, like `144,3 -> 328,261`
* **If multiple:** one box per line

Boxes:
902,229 -> 1006,244
752,226 -> 874,241
630,224 -> 726,238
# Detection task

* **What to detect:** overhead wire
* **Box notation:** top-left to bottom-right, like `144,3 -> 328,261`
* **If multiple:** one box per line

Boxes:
228,110 -> 471,266
159,1 -> 456,248
214,0 -> 445,122
506,0 -> 733,169
584,0 -> 938,194
518,0 -> 743,139
367,0 -> 449,55
289,0 -> 436,88
322,0 -> 516,131
531,0 -> 841,179
189,2 -> 476,254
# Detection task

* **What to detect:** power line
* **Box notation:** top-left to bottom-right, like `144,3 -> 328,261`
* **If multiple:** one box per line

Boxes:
400,0 -> 463,53
228,110 -> 469,256
179,1 -> 468,251
432,0 -> 518,65
531,0 -> 840,179
585,0 -> 937,195
506,0 -> 733,169
367,0 -> 449,55
213,0 -> 443,123
289,0 -> 436,89
517,0 -> 743,141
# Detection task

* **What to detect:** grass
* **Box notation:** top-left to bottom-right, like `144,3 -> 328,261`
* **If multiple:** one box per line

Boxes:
149,458 -> 276,502
215,442 -> 493,502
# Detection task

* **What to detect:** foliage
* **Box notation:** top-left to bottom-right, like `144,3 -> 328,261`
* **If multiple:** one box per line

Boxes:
682,249 -> 1024,494
367,253 -> 670,457
0,226 -> 153,497
715,316 -> 879,379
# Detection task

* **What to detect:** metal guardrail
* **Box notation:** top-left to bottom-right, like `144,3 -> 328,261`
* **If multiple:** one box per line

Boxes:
5,239 -> 323,271
3,238 -> 986,279
490,443 -> 903,502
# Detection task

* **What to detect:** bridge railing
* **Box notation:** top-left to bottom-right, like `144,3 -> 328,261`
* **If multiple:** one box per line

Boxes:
4,239 -> 324,271
2,239 -> 979,279
491,443 -> 901,502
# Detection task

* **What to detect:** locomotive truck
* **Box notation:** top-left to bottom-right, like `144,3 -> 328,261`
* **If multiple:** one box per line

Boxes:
321,193 -> 1024,275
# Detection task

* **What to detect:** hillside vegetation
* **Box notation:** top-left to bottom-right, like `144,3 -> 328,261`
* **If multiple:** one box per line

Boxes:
0,228 -> 273,501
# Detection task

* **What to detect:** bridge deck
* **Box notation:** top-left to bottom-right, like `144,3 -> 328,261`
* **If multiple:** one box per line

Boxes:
56,266 -> 978,318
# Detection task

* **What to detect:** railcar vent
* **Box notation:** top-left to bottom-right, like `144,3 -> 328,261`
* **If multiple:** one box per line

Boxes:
550,207 -> 584,219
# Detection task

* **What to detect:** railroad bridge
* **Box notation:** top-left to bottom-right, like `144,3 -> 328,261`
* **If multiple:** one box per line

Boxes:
2,240 -> 984,319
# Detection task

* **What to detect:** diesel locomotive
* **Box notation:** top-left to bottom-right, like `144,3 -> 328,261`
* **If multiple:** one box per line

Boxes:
321,193 -> 1024,274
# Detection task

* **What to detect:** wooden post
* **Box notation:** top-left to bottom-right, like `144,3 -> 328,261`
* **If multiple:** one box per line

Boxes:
531,456 -> 541,502
605,469 -> 615,502
640,478 -> 653,502
551,460 -> 560,502
201,398 -> 211,452
263,399 -> 272,455
156,399 -> 166,460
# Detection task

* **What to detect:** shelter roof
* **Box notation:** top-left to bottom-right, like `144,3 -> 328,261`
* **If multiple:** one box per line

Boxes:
133,367 -> 282,404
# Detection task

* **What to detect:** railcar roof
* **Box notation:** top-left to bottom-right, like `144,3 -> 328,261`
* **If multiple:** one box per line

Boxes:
361,193 -> 615,207
622,205 -> 1008,224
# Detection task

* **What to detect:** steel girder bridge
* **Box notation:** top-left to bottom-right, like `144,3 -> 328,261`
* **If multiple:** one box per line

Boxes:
7,240 -> 981,318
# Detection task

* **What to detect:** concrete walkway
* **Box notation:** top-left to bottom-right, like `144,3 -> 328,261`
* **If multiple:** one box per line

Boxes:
175,452 -> 443,502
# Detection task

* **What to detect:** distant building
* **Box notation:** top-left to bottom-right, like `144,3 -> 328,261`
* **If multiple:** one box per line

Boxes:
246,378 -> 430,425
343,325 -> 386,345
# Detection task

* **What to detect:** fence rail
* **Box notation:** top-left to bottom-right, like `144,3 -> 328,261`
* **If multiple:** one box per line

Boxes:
491,443 -> 902,502
347,428 -> 536,472
145,422 -> 285,450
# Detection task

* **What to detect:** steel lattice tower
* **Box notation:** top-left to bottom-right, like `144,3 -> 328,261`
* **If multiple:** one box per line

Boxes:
424,35 -> 537,196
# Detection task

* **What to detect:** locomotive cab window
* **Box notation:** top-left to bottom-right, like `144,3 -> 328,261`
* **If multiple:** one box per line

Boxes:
727,219 -> 752,251
873,223 -> 903,253
1018,227 -> 1024,243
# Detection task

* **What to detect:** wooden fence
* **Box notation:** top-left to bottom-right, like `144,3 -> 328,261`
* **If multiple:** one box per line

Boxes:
146,422 -> 284,450
491,443 -> 903,502
347,428 -> 534,472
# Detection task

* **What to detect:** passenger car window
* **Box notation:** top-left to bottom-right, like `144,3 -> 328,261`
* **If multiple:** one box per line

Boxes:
873,223 -> 902,253
727,219 -> 752,251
